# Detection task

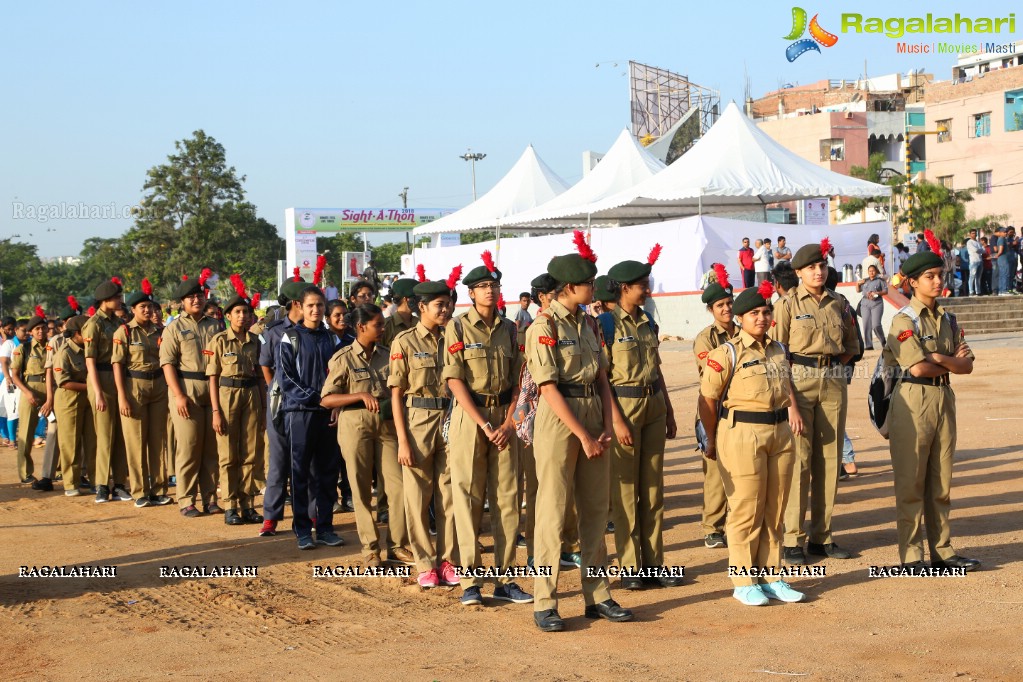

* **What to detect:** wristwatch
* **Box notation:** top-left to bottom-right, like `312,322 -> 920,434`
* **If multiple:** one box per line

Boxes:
483,422 -> 494,432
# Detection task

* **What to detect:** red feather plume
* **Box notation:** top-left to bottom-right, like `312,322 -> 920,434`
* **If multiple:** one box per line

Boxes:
292,267 -> 301,282
757,280 -> 775,301
313,254 -> 327,286
497,294 -> 506,310
35,305 -> 46,319
820,237 -> 832,260
572,230 -> 597,263
647,243 -> 662,266
924,229 -> 943,257
446,265 -> 463,290
713,263 -> 730,289
181,274 -> 188,281
481,250 -> 497,273
141,278 -> 153,296
67,295 -> 80,313
198,268 -> 212,287
87,306 -> 96,317
250,293 -> 261,309
229,273 -> 247,299
416,264 -> 427,283
110,276 -> 122,287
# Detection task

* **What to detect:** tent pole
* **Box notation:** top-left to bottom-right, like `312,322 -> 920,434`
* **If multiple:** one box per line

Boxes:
888,195 -> 895,273
586,213 -> 592,242
494,225 -> 501,268
698,193 -> 702,215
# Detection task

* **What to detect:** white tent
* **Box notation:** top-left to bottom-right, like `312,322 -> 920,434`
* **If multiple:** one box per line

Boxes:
547,102 -> 892,222
495,129 -> 666,227
411,145 -> 570,236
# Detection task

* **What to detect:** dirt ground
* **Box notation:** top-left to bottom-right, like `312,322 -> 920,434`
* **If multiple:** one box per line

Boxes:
1,332 -> 1021,681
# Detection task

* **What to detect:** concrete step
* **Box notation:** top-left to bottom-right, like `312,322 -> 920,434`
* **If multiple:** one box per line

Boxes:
939,295 -> 1023,307
960,318 -> 1023,334
951,310 -> 1023,323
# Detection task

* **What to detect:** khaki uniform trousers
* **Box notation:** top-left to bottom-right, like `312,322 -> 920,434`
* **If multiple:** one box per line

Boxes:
533,395 -> 612,612
90,372 -> 128,488
216,386 -> 261,511
610,393 -> 667,570
121,377 -> 169,500
171,398 -> 218,510
402,406 -> 457,573
55,388 -> 96,490
41,420 -> 59,480
699,399 -> 728,534
449,402 -> 521,588
889,384 -> 958,564
16,381 -> 46,481
339,409 -> 401,553
717,417 -> 795,587
522,439 -> 580,557
783,367 -> 846,547
164,414 -> 176,483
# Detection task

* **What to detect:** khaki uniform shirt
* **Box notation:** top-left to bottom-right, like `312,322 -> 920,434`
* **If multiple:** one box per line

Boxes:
700,329 -> 792,412
525,299 -> 607,387
159,314 -> 222,403
605,305 -> 661,386
45,334 -> 67,370
54,339 -> 87,387
82,308 -> 122,364
13,339 -> 47,385
383,312 -> 417,348
112,320 -> 162,371
205,328 -> 261,379
693,322 -> 735,377
441,306 -> 519,396
773,283 -> 858,357
387,323 -> 445,399
322,340 -> 391,401
882,297 -> 974,372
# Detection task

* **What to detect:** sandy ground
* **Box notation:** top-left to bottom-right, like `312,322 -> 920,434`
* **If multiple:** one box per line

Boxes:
1,332 -> 1021,681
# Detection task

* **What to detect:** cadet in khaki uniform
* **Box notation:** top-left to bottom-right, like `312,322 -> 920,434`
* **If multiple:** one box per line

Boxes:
83,278 -> 131,503
322,304 -> 409,564
160,273 -> 223,517
444,251 -> 531,607
693,264 -> 735,549
390,276 -> 461,588
53,316 -> 97,494
774,240 -> 858,564
11,314 -> 48,483
698,282 -> 807,606
883,242 -> 980,571
207,280 -> 266,526
529,234 -> 632,633
605,248 -> 680,590
32,303 -> 82,492
113,280 -> 171,507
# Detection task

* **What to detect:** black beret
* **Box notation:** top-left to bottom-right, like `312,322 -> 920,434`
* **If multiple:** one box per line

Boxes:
593,275 -> 617,302
391,278 -> 418,299
607,260 -> 651,284
125,291 -> 154,308
278,277 -> 308,302
732,287 -> 772,316
172,277 -> 204,301
547,254 -> 597,285
791,243 -> 828,270
701,282 -> 733,305
93,280 -> 123,302
26,316 -> 46,332
64,315 -> 88,334
530,273 -> 557,292
60,306 -> 78,321
901,251 -> 944,279
223,295 -> 252,314
412,280 -> 451,297
463,265 -> 502,287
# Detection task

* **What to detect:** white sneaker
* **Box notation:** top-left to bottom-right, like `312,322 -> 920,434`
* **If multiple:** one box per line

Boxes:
64,489 -> 81,497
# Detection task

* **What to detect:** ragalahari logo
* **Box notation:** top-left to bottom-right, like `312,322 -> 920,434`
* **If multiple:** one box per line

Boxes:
784,7 -> 838,61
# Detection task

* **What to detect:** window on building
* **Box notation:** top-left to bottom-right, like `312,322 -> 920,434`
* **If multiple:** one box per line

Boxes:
1005,90 -> 1023,132
819,138 -> 845,162
936,119 -> 952,143
975,171 -> 992,194
970,112 -> 992,138
938,175 -> 954,190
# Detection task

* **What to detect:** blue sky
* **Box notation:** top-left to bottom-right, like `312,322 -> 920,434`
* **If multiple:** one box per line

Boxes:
2,0 -> 1016,257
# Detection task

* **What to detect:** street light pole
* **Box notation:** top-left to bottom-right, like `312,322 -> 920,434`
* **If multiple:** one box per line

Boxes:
459,149 -> 486,201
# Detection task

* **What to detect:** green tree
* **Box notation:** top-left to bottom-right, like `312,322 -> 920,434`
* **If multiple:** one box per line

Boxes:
0,239 -> 41,317
838,153 -> 904,222
906,180 -> 974,242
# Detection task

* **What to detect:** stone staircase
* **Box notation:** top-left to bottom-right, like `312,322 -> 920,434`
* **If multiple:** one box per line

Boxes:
937,295 -> 1023,335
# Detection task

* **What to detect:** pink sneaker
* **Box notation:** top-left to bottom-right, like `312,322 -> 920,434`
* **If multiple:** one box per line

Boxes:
417,568 -> 440,589
439,561 -> 460,586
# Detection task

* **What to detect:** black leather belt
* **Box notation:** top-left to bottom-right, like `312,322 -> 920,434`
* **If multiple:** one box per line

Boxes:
468,387 -> 514,408
95,362 -> 113,372
128,369 -> 162,380
557,382 -> 595,398
612,384 -> 660,399
25,374 -> 46,383
177,370 -> 206,381
791,354 -> 841,368
723,408 -> 789,425
408,396 -> 451,410
903,375 -> 950,387
220,377 -> 258,388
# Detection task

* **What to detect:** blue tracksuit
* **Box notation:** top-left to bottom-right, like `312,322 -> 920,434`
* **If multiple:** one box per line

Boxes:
276,324 -> 339,538
259,316 -> 295,522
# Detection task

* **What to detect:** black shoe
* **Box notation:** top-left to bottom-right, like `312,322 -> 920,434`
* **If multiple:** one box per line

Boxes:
377,509 -> 389,524
32,477 -> 54,492
180,504 -> 201,518
204,503 -> 224,515
21,475 -> 37,484
95,485 -> 111,504
224,510 -> 244,526
783,546 -> 806,565
241,508 -> 264,524
902,560 -> 926,570
931,555 -> 981,572
704,532 -> 726,548
807,542 -> 852,559
584,599 -> 634,622
534,609 -> 565,632
341,497 -> 355,513
839,468 -> 850,481
621,576 -> 644,590
332,502 -> 344,514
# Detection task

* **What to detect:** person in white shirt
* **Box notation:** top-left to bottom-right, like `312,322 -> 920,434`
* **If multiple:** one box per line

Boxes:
324,282 -> 339,301
753,239 -> 771,284
966,228 -> 985,296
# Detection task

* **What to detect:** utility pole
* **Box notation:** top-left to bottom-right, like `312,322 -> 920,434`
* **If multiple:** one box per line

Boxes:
459,149 -> 486,201
400,186 -> 410,254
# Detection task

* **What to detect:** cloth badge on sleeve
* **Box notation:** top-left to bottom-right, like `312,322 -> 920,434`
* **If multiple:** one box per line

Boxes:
897,330 -> 913,342
54,368 -> 62,373
698,351 -> 709,359
391,352 -> 404,360
771,320 -> 777,327
707,359 -> 724,372
111,338 -> 123,345
45,345 -> 52,352
448,342 -> 465,354
202,349 -> 215,356
538,336 -> 556,347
